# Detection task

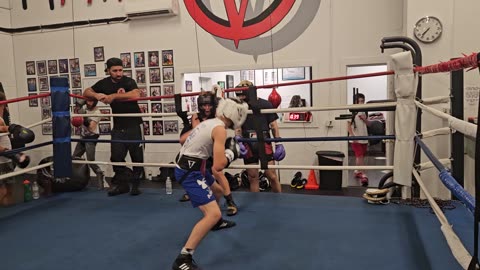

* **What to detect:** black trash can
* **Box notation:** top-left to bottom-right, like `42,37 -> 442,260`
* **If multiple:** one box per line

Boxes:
316,151 -> 345,190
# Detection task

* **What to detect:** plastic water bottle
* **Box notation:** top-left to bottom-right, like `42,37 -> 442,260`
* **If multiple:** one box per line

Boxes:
32,181 -> 40,199
165,176 -> 173,195
23,180 -> 32,202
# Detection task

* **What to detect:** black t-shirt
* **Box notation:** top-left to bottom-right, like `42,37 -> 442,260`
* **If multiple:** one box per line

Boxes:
241,98 -> 278,133
92,76 -> 142,129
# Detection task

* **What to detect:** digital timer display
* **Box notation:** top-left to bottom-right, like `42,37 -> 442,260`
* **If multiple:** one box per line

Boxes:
286,112 -> 312,122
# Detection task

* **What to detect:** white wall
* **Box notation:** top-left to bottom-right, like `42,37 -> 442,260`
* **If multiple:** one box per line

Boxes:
404,0 -> 480,199
12,0 -> 474,192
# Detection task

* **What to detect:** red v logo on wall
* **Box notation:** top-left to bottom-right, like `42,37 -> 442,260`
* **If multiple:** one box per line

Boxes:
184,0 -> 296,48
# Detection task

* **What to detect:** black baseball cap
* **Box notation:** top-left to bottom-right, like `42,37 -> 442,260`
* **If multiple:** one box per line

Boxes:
104,57 -> 123,72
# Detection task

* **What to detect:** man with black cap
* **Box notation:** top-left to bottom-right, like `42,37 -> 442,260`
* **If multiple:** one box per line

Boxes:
84,57 -> 144,196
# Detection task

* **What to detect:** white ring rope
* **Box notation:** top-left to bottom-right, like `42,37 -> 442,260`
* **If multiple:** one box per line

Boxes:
412,169 -> 474,270
421,96 -> 451,105
417,158 -> 451,171
74,102 -> 398,118
72,160 -> 393,171
415,101 -> 477,139
0,162 -> 53,182
421,127 -> 452,139
0,118 -> 52,138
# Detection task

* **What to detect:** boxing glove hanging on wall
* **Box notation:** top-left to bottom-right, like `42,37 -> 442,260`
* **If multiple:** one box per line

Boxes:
49,0 -> 54,10
22,0 -> 27,10
61,0 -> 66,7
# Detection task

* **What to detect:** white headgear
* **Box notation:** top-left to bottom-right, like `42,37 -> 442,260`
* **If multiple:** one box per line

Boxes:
216,97 -> 249,129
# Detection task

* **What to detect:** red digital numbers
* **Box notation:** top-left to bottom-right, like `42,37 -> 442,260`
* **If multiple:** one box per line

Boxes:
289,113 -> 300,120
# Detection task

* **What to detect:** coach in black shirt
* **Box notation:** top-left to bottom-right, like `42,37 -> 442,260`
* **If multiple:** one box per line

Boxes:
84,57 -> 144,196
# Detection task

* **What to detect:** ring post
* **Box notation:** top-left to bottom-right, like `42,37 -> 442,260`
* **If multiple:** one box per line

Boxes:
50,77 -> 72,178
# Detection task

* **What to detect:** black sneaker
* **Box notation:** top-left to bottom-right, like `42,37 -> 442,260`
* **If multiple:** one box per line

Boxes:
107,184 -> 130,196
211,218 -> 236,231
226,200 -> 238,216
172,254 -> 199,270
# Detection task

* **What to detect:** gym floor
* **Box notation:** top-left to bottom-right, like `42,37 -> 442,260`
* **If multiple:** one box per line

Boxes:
0,187 -> 473,270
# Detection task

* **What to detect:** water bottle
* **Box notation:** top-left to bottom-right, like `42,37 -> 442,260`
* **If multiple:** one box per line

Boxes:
165,176 -> 173,195
23,180 -> 32,202
32,181 -> 40,199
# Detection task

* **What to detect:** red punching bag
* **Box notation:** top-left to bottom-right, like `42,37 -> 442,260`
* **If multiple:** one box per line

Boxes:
268,88 -> 282,108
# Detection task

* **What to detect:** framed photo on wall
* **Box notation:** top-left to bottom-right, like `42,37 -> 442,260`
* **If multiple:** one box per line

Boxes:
42,123 -> 52,135
40,96 -> 51,107
69,58 -> 80,73
164,120 -> 179,135
134,52 -> 145,68
282,67 -> 305,80
26,61 -> 35,75
163,67 -> 174,83
38,77 -> 49,91
226,75 -> 234,89
123,70 -> 132,78
152,120 -> 163,135
27,78 -> 37,92
143,121 -> 151,136
163,85 -> 175,96
185,80 -> 192,92
138,103 -> 148,114
162,50 -> 174,66
37,61 -> 47,75
120,53 -> 132,68
151,102 -> 162,116
163,103 -> 175,113
148,51 -> 160,67
149,68 -> 161,83
84,64 -> 97,77
94,46 -> 105,62
99,108 -> 111,122
150,86 -> 161,97
71,74 -> 82,88
29,94 -> 38,107
48,60 -> 58,74
136,69 -> 146,84
99,123 -> 111,135
58,59 -> 69,73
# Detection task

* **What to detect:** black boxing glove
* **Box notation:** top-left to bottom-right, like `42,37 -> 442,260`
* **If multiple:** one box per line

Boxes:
224,137 -> 240,167
11,153 -> 30,168
8,124 -> 35,144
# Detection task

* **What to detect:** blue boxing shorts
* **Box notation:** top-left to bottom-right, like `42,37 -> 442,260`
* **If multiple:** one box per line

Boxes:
175,168 -> 216,208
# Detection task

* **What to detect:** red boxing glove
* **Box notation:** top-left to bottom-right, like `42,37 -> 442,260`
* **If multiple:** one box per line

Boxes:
71,116 -> 83,127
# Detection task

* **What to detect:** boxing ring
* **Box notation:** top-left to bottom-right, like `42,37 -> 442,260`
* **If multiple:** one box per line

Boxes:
0,51 -> 479,270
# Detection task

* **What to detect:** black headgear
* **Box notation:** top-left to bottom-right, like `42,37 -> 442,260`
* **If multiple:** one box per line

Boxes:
197,92 -> 217,119
235,80 -> 253,102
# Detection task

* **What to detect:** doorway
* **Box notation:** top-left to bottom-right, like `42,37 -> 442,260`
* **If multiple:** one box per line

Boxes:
346,64 -> 388,188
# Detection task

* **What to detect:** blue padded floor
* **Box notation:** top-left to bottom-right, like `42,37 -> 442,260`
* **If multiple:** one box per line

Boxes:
0,188 -> 475,270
